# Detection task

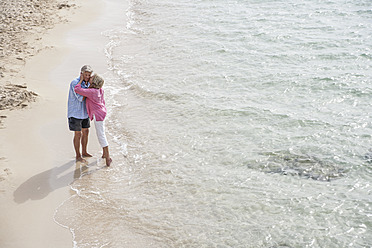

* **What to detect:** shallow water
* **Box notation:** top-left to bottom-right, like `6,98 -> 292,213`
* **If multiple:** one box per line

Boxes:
55,0 -> 372,247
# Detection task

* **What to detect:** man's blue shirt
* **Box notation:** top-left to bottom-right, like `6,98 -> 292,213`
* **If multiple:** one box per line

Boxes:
67,77 -> 90,119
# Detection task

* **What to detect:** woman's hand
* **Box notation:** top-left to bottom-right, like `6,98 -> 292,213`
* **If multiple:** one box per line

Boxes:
78,72 -> 84,84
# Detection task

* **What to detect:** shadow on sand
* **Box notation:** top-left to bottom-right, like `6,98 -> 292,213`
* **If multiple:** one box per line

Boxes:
13,159 -> 105,204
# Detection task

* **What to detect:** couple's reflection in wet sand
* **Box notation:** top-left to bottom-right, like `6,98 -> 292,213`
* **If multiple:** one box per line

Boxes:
14,159 -> 105,204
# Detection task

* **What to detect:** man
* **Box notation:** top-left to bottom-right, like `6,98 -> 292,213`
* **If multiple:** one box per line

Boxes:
68,65 -> 93,162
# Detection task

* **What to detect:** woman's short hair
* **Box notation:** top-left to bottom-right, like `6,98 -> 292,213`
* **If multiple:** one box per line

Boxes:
90,74 -> 104,89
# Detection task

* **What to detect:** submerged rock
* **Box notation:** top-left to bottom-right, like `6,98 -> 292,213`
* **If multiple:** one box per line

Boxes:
258,150 -> 346,181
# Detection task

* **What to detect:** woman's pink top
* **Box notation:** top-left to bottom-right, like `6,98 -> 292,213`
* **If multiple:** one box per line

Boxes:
74,84 -> 107,121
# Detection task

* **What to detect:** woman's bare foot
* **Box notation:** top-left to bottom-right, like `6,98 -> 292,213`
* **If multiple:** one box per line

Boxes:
106,158 -> 112,167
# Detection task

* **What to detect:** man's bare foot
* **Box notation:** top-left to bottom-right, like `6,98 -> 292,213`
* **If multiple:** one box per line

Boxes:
76,156 -> 87,162
82,153 -> 93,157
106,158 -> 112,167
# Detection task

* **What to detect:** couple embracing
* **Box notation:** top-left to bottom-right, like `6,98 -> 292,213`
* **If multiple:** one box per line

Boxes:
67,65 -> 112,166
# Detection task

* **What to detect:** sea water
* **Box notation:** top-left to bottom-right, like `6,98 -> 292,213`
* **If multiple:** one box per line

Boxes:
55,0 -> 372,247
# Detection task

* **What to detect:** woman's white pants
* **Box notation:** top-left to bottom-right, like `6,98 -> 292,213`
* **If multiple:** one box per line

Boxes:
93,115 -> 108,148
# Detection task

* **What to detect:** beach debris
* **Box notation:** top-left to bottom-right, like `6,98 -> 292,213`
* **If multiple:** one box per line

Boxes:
57,3 -> 75,9
0,167 -> 11,182
0,84 -> 38,110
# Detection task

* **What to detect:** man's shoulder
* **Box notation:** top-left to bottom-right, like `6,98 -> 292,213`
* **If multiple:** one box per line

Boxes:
70,77 -> 80,87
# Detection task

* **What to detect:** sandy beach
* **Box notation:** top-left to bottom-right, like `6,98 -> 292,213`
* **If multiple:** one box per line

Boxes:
0,0 -> 128,246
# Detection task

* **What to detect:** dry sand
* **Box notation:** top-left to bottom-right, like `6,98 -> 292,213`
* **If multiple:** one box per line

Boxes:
0,0 -> 128,246
0,0 -> 74,123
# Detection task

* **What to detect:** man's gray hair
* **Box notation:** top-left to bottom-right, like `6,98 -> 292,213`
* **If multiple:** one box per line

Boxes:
81,65 -> 93,73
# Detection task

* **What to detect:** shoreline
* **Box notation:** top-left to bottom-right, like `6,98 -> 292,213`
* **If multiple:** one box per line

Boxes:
0,0 -> 129,246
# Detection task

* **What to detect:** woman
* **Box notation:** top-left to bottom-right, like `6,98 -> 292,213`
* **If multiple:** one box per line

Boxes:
75,74 -> 112,166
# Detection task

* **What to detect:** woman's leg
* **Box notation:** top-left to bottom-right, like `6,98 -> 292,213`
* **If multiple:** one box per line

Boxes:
94,117 -> 112,166
103,146 -> 112,166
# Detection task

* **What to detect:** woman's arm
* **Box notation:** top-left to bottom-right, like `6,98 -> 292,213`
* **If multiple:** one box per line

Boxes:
71,73 -> 85,102
78,75 -> 87,100
74,84 -> 96,99
78,76 -> 83,85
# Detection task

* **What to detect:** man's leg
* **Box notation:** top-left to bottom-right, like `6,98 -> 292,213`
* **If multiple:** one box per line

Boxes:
81,128 -> 92,157
73,131 -> 85,162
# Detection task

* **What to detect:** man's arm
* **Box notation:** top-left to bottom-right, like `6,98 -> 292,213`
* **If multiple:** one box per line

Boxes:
71,77 -> 84,102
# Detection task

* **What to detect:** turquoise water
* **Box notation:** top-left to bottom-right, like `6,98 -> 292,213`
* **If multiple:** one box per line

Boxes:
56,0 -> 372,247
